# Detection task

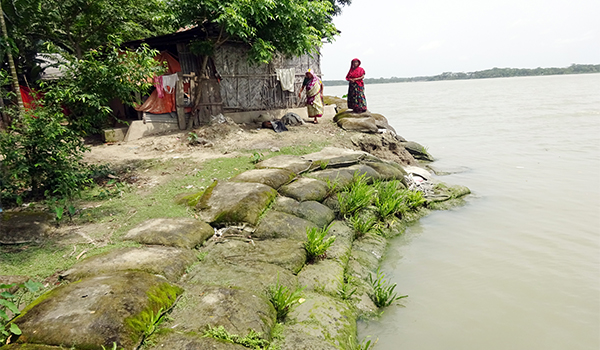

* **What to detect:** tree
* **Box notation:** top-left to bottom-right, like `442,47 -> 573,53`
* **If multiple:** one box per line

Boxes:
0,0 -> 23,116
176,0 -> 339,74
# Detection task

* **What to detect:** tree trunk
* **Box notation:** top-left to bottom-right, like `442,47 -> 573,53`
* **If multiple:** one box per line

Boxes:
0,1 -> 24,116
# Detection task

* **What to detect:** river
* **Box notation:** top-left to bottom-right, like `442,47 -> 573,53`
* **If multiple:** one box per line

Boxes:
325,74 -> 600,350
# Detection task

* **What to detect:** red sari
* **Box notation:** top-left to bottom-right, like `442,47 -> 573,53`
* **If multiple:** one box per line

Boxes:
346,58 -> 367,113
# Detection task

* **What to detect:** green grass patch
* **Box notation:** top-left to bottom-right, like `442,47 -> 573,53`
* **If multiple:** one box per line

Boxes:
305,225 -> 336,263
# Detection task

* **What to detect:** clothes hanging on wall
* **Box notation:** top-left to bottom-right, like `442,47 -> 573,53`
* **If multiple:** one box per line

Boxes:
276,68 -> 295,92
162,73 -> 179,94
154,76 -> 164,98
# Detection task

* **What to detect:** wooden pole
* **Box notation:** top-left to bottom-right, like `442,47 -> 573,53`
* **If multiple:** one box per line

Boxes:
0,1 -> 23,116
175,71 -> 186,130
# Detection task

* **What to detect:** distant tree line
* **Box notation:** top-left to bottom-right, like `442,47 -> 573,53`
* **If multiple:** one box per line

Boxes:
323,64 -> 600,86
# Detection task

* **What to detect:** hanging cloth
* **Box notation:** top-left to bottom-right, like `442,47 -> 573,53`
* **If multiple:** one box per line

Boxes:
162,73 -> 179,94
154,76 -> 164,98
276,68 -> 295,92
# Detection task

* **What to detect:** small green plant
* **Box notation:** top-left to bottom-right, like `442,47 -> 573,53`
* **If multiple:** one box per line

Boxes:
187,131 -> 200,145
403,189 -> 426,210
319,160 -> 329,170
324,177 -> 340,197
348,335 -> 378,350
368,268 -> 407,308
349,211 -> 377,239
249,151 -> 264,164
374,180 -> 407,219
267,277 -> 305,322
1,280 -> 44,344
305,224 -> 336,263
338,172 -> 375,217
143,307 -> 164,337
338,275 -> 357,300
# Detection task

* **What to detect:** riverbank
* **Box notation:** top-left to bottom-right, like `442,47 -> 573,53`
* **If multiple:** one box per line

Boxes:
1,101 -> 470,349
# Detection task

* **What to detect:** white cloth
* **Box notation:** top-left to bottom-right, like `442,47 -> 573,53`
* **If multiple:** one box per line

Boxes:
162,73 -> 179,94
276,68 -> 295,92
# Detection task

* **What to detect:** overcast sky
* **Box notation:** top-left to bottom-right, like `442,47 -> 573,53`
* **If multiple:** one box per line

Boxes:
320,0 -> 600,80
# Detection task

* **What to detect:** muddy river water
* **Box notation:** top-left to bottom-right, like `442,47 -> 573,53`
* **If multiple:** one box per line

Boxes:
326,73 -> 600,350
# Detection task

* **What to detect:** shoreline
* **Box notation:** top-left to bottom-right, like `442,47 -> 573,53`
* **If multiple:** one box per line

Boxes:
1,100 -> 470,349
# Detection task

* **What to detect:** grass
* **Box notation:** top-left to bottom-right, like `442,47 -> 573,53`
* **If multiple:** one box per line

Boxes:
203,325 -> 271,349
348,211 -> 377,239
0,155 -> 254,281
348,335 -> 378,350
367,268 -> 407,308
338,172 -> 375,217
304,224 -> 336,263
267,278 -> 305,322
338,275 -> 357,301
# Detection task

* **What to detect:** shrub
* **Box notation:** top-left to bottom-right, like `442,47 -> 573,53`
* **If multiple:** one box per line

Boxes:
0,106 -> 93,203
267,278 -> 304,322
305,224 -> 336,263
367,268 -> 407,308
338,172 -> 374,217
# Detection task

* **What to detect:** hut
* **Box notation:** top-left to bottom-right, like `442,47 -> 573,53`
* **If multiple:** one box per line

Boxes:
123,26 -> 325,131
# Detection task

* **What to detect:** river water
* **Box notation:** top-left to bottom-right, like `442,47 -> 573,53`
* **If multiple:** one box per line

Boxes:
325,74 -> 600,350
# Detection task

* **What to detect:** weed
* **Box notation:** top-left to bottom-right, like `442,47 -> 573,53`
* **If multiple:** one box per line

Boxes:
324,177 -> 340,197
348,335 -> 377,350
349,211 -> 377,239
373,180 -> 407,219
305,224 -> 336,263
204,325 -> 271,349
250,151 -> 264,164
267,277 -> 305,322
367,268 -> 407,308
319,160 -> 329,170
187,132 -> 200,145
338,275 -> 357,300
338,172 -> 374,217
1,280 -> 44,344
403,189 -> 426,210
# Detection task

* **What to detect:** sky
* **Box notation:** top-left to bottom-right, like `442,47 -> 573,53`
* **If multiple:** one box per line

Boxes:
320,0 -> 600,80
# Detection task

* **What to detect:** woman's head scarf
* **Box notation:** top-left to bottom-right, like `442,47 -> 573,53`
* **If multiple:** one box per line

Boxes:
346,58 -> 365,87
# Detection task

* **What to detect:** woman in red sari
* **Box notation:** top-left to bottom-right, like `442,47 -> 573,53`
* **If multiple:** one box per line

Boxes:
345,58 -> 367,113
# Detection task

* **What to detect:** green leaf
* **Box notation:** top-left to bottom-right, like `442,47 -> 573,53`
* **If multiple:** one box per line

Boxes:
23,280 -> 44,293
0,299 -> 19,314
9,323 -> 22,335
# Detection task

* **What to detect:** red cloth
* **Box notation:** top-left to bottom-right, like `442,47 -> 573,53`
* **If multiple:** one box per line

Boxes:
345,58 -> 365,87
20,86 -> 43,110
135,51 -> 182,114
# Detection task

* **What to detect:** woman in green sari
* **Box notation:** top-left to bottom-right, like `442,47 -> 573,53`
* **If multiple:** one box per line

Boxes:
298,69 -> 324,124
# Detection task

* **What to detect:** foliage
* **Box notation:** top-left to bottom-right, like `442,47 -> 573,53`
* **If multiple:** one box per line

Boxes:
348,335 -> 377,350
367,268 -> 407,308
349,211 -> 377,238
338,275 -> 357,300
305,224 -> 336,263
175,0 -> 339,65
338,172 -> 374,217
41,43 -> 164,135
0,279 -> 44,344
400,189 -> 426,211
250,151 -> 264,164
267,278 -> 305,322
373,180 -> 407,219
204,325 -> 271,349
0,105 -> 93,202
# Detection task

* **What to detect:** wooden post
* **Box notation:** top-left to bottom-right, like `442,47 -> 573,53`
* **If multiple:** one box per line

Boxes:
175,71 -> 186,130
